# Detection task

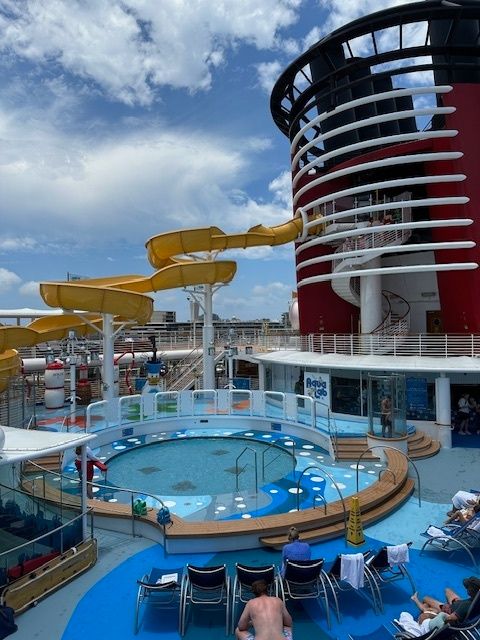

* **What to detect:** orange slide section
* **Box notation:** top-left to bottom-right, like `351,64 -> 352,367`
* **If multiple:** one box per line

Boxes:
0,216 -> 304,392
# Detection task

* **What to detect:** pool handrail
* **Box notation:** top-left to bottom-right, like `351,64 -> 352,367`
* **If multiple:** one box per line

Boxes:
312,493 -> 327,515
235,446 -> 258,493
22,459 -> 170,540
295,464 -> 348,544
354,446 -> 421,507
261,439 -> 296,480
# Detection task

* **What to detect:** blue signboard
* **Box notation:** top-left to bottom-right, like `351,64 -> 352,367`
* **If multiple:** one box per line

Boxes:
233,378 -> 250,390
406,377 -> 428,411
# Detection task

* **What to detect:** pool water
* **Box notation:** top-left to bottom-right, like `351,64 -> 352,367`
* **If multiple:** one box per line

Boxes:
59,428 -> 383,521
106,437 -> 294,495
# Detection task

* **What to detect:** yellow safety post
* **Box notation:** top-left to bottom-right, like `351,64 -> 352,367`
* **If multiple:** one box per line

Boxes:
346,495 -> 365,546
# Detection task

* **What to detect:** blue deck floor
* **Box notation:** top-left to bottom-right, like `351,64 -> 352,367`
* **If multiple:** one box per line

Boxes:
53,447 -> 479,640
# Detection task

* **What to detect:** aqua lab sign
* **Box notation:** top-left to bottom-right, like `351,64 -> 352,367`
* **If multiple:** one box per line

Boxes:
304,372 -> 330,405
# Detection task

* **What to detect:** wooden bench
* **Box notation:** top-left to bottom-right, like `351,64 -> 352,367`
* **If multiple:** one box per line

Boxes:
22,449 -> 413,549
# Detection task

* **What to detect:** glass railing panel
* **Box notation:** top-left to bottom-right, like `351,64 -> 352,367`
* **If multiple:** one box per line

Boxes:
229,391 -> 252,415
155,392 -> 179,419
264,392 -> 285,419
192,391 -> 216,416
296,395 -> 314,427
119,394 -> 143,424
86,400 -> 110,432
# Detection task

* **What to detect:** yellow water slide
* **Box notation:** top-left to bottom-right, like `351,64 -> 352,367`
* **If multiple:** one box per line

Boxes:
0,216 -> 304,391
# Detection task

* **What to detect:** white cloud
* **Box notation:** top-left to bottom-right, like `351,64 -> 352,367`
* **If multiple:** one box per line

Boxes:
0,0 -> 301,105
19,280 -> 40,296
0,268 -> 21,293
252,281 -> 292,298
256,61 -> 283,94
0,237 -> 39,251
316,0 -> 409,37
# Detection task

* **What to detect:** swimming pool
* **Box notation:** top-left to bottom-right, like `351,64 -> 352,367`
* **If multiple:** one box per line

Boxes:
60,428 -> 384,521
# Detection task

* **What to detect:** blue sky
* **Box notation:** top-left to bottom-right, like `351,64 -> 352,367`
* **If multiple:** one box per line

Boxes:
0,0 -> 412,322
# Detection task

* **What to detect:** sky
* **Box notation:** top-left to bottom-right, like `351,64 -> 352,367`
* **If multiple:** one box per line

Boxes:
0,0 -> 415,322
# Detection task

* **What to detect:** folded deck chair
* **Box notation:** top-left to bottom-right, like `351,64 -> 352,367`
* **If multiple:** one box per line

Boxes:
420,512 -> 480,568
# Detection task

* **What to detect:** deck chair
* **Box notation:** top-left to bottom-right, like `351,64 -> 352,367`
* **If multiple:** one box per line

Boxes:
420,512 -> 480,568
366,543 -> 415,612
231,563 -> 281,632
326,551 -> 378,618
134,567 -> 184,634
180,564 -> 230,636
282,558 -> 332,628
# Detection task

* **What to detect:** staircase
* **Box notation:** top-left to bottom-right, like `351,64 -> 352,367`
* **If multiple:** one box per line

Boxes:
334,432 -> 440,461
23,452 -> 63,474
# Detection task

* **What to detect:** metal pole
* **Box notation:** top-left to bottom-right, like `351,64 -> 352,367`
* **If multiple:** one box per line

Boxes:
81,446 -> 88,540
202,285 -> 215,389
227,349 -> 234,390
102,313 -> 116,419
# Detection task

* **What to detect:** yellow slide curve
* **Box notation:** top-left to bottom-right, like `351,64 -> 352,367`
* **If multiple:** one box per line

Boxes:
0,217 -> 303,392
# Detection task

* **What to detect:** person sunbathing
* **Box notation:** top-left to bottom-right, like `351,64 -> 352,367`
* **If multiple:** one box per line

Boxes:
445,503 -> 480,525
410,576 -> 480,625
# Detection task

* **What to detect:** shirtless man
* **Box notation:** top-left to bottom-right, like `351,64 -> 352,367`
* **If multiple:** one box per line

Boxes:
235,579 -> 293,640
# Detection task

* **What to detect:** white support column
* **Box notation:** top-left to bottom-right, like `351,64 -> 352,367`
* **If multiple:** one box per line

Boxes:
435,374 -> 452,449
360,257 -> 383,333
258,363 -> 266,391
102,313 -> 115,414
80,445 -> 87,540
202,284 -> 215,390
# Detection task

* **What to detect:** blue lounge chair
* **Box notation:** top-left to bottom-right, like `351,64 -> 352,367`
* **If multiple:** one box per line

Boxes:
366,543 -> 416,612
231,563 -> 281,633
180,564 -> 230,636
134,567 -> 184,635
420,512 -> 480,568
282,558 -> 332,628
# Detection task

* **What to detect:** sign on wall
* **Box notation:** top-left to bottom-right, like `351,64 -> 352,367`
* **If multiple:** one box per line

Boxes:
305,371 -> 330,407
406,377 -> 428,411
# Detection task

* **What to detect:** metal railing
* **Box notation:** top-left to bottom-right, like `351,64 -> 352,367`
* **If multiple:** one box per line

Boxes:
261,440 -> 296,480
235,447 -> 258,493
300,333 -> 480,358
21,460 -> 169,539
0,507 -> 94,576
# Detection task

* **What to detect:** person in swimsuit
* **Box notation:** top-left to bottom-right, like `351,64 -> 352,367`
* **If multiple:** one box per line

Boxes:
410,576 -> 480,625
235,579 -> 293,640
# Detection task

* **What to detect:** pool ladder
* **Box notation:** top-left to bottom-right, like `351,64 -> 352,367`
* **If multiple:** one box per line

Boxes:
235,441 -> 297,493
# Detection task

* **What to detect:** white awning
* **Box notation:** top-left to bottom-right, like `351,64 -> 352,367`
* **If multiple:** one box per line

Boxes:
0,427 -> 96,465
253,350 -> 480,373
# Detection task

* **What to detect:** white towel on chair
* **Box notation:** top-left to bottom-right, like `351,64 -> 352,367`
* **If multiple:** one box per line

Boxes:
426,525 -> 446,538
397,612 -> 430,637
387,543 -> 409,566
340,553 -> 364,589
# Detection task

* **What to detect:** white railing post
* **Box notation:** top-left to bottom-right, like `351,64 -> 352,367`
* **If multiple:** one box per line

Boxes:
445,334 -> 448,357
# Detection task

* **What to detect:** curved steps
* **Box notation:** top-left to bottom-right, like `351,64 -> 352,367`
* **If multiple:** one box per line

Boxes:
22,450 -> 414,551
334,432 -> 440,461
260,477 -> 415,548
407,432 -> 441,459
